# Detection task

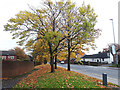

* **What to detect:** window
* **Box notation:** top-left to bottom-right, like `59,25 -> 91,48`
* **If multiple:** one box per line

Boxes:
8,56 -> 10,58
2,56 -> 6,60
102,58 -> 104,61
11,56 -> 14,59
107,53 -> 110,57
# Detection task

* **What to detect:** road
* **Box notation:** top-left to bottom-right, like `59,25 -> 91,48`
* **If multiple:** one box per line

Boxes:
57,63 -> 120,85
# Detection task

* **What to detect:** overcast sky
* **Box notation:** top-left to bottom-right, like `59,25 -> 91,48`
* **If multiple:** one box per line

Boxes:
0,0 -> 119,54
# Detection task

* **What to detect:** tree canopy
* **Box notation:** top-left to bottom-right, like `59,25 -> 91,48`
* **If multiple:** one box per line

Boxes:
4,0 -> 101,72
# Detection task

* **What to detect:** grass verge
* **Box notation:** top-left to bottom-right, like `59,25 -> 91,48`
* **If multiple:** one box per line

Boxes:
14,64 -> 119,89
109,64 -> 120,67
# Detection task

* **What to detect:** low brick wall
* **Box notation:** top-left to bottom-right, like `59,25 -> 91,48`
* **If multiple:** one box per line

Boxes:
2,61 -> 34,78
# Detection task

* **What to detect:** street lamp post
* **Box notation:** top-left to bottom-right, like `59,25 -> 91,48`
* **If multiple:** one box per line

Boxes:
109,19 -> 118,66
110,19 -> 116,43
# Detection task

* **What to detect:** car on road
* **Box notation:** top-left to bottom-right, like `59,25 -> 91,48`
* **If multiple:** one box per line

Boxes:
61,61 -> 64,64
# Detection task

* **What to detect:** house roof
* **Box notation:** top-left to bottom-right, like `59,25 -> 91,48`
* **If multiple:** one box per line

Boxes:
81,51 -> 110,59
0,51 -> 16,56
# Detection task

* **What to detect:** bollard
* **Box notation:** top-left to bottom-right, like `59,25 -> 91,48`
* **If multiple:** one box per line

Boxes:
103,73 -> 107,86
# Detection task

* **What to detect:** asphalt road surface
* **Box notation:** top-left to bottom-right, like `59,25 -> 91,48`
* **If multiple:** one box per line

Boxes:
57,63 -> 120,86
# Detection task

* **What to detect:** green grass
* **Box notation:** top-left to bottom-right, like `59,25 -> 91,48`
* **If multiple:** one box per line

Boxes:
14,64 -> 119,89
36,72 -> 99,88
109,64 -> 120,67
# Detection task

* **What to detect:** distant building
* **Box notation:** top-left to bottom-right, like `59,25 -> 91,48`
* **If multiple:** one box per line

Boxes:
81,51 -> 113,64
0,51 -> 16,61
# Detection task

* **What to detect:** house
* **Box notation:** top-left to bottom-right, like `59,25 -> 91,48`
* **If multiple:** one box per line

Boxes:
81,51 -> 113,64
0,51 -> 16,61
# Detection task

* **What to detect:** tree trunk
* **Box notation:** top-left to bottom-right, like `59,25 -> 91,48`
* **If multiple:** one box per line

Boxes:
48,42 -> 54,73
55,53 -> 57,69
113,54 -> 116,64
68,38 -> 70,71
118,55 -> 120,65
50,52 -> 54,72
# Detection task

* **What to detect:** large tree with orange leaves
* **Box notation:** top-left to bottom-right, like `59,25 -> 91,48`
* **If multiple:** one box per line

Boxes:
29,39 -> 50,63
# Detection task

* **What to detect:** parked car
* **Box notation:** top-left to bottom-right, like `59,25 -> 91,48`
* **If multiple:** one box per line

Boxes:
61,61 -> 64,64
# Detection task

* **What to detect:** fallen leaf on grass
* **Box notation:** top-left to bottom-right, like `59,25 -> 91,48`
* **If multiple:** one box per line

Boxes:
71,85 -> 74,88
96,85 -> 107,88
57,81 -> 60,83
66,85 -> 69,88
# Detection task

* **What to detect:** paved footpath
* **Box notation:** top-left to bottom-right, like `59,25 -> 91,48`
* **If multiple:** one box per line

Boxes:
2,68 -> 40,89
2,75 -> 27,89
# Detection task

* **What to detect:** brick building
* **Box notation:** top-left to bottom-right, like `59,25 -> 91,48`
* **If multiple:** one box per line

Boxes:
0,51 -> 16,61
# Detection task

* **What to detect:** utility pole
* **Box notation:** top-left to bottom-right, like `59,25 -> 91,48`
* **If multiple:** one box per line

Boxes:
118,1 -> 120,65
110,19 -> 118,66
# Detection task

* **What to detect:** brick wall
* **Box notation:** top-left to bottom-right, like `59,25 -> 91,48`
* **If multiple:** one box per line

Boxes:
2,61 -> 34,78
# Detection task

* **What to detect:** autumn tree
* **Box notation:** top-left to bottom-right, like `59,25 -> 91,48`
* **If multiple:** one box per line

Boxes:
58,2 -> 100,71
4,0 -> 100,72
29,39 -> 50,64
4,0 -> 68,73
107,43 -> 120,64
9,47 -> 29,61
108,43 -> 120,54
52,1 -> 100,71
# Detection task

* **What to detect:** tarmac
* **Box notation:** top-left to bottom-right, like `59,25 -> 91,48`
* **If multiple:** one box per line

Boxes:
2,68 -> 40,89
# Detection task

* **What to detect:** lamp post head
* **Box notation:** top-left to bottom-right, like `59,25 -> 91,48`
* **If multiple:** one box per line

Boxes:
109,19 -> 113,21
